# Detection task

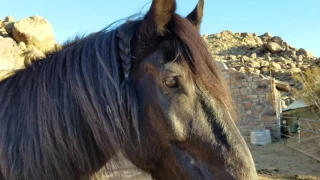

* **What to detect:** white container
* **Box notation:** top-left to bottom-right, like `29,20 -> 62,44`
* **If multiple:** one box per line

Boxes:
250,129 -> 272,145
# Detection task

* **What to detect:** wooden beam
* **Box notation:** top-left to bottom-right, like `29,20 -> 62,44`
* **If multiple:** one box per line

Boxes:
275,80 -> 291,92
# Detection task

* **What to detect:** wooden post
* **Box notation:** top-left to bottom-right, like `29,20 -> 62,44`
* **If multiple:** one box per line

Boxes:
298,118 -> 301,149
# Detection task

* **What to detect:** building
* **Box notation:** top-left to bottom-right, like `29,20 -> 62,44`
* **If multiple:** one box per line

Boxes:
217,62 -> 290,140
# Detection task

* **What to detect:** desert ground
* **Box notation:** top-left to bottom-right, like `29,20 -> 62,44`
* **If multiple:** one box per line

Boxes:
100,141 -> 320,180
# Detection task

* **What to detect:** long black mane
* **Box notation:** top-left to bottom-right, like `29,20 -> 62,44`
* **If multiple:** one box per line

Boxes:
0,19 -> 142,180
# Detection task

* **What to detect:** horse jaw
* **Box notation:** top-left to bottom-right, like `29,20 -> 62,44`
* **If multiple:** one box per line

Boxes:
172,145 -> 215,180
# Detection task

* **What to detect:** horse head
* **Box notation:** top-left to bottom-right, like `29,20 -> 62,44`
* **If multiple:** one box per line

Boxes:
123,0 -> 258,179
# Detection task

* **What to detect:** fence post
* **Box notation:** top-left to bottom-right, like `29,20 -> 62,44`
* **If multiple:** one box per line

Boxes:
298,118 -> 300,149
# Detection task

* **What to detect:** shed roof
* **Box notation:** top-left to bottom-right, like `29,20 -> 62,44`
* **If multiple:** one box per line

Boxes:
283,101 -> 308,112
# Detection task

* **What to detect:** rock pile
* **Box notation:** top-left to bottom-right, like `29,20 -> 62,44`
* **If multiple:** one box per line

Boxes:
0,15 -> 58,79
203,30 -> 319,90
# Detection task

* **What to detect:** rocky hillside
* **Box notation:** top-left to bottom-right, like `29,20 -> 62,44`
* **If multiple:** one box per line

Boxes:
203,30 -> 320,91
0,15 -> 58,79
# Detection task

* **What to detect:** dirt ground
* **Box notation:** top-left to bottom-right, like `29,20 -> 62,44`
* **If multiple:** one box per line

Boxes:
102,141 -> 320,180
249,141 -> 320,180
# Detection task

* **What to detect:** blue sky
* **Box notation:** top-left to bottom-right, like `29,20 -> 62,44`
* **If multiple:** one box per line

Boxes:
1,0 -> 319,57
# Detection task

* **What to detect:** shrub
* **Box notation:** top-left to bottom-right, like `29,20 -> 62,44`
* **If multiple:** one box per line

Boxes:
292,66 -> 320,112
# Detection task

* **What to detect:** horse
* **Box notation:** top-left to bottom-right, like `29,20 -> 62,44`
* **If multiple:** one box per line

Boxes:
0,0 -> 258,179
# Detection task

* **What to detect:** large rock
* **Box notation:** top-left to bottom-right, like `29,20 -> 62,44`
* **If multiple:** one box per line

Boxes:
313,58 -> 320,66
12,16 -> 56,52
259,32 -> 273,41
266,42 -> 285,53
0,38 -> 24,70
296,48 -> 313,58
0,70 -> 13,80
4,15 -> 15,23
260,60 -> 270,67
290,68 -> 302,74
248,61 -> 260,68
271,62 -> 281,70
5,22 -> 14,35
1,16 -> 15,38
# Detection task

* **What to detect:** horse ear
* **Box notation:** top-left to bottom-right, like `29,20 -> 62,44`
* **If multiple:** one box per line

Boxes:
143,0 -> 176,35
186,0 -> 204,30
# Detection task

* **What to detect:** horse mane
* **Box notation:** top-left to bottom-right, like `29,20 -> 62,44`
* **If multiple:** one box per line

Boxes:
0,19 -> 142,179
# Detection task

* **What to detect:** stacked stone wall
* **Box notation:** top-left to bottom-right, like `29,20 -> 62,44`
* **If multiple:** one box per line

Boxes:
218,62 -> 281,139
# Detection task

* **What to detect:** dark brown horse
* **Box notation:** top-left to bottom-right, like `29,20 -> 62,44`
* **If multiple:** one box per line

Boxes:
0,0 -> 258,179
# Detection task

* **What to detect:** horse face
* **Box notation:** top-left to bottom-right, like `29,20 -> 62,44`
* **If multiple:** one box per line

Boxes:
127,0 -> 258,179
130,41 -> 257,180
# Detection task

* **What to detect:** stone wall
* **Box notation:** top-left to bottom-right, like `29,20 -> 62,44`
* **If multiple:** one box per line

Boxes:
218,62 -> 282,140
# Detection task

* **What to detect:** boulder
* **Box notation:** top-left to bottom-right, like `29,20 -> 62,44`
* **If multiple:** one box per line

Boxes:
271,62 -> 281,70
290,68 -> 302,74
0,70 -> 13,80
0,29 -> 9,38
248,61 -> 260,68
297,48 -> 307,56
295,55 -> 304,62
266,42 -> 285,53
245,66 -> 255,73
254,37 -> 264,46
297,48 -> 313,58
287,62 -> 296,68
228,55 -> 237,60
259,32 -> 273,41
313,58 -> 320,65
12,16 -> 56,52
4,15 -> 15,23
286,50 -> 296,57
250,53 -> 257,59
260,60 -> 270,67
5,22 -> 14,35
0,38 -> 24,70
254,69 -> 261,74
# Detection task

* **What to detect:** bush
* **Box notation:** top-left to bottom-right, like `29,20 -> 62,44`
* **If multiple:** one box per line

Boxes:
292,66 -> 320,111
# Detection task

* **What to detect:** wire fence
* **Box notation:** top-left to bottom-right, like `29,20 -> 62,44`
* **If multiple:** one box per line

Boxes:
280,115 -> 320,161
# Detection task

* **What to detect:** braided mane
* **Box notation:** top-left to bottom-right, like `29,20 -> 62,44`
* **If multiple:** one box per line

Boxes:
117,23 -> 140,142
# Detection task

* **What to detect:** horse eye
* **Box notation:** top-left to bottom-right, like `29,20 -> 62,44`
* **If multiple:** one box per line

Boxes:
164,77 -> 178,88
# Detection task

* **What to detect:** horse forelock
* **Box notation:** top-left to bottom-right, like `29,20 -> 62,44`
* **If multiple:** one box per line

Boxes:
0,19 -> 143,179
170,15 -> 236,120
